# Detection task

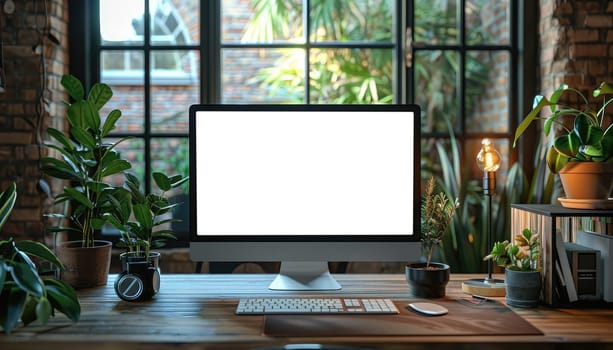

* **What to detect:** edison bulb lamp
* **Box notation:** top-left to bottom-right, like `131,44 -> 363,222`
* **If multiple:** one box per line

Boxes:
462,138 -> 506,297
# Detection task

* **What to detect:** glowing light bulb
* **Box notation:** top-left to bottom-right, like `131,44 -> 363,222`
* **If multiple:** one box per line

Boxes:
476,138 -> 501,172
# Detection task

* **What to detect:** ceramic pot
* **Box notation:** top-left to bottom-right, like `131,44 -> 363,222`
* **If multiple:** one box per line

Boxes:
405,262 -> 450,298
56,240 -> 112,288
505,269 -> 541,308
558,162 -> 613,199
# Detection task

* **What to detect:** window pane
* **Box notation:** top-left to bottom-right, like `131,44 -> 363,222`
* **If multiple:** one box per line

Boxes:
151,0 -> 200,45
465,51 -> 509,133
100,82 -> 145,133
414,0 -> 458,45
221,48 -> 305,103
150,50 -> 199,81
100,0 -> 144,45
309,0 -> 393,42
151,53 -> 199,132
466,0 -> 509,45
101,50 -> 145,85
223,0 -> 304,44
415,50 -> 459,133
309,48 -> 393,104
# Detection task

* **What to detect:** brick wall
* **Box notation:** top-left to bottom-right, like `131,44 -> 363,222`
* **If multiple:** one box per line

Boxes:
0,0 -> 68,244
539,0 -> 613,103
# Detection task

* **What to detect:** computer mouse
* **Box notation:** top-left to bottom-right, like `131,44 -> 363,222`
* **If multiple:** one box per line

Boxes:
407,302 -> 448,316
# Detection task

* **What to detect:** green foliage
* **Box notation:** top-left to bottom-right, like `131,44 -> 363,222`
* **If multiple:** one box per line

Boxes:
421,177 -> 459,268
41,75 -> 132,248
514,82 -> 613,173
0,184 -> 80,334
242,0 -> 393,104
484,228 -> 541,272
107,171 -> 188,261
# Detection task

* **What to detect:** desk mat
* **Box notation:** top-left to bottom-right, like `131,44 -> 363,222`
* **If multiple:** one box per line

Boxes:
263,299 -> 543,337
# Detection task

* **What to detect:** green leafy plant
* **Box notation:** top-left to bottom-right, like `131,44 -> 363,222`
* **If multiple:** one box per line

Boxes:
514,82 -> 613,173
421,176 -> 459,269
107,171 -> 188,261
0,183 -> 81,334
484,228 -> 540,272
41,74 -> 132,248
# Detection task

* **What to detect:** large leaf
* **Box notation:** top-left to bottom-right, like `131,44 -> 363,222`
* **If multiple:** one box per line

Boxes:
0,287 -> 27,334
88,83 -> 113,112
101,109 -> 122,137
573,114 -> 603,146
9,261 -> 43,298
70,126 -> 96,150
101,159 -> 131,177
47,127 -> 75,151
514,95 -> 552,147
554,133 -> 580,158
15,241 -> 64,270
61,75 -> 84,101
63,187 -> 94,209
0,182 -> 16,232
44,279 -> 80,322
41,157 -> 79,180
153,172 -> 172,191
593,81 -> 613,97
546,145 -> 570,173
133,203 -> 153,231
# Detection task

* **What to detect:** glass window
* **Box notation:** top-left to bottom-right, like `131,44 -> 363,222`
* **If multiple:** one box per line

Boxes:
84,0 -> 520,250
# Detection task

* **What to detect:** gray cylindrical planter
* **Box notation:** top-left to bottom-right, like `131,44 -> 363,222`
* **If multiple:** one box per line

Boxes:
405,263 -> 450,298
505,269 -> 541,308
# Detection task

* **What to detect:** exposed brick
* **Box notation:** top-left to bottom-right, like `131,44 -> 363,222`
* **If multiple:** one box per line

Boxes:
11,208 -> 41,222
568,28 -> 600,42
569,43 -> 607,58
0,132 -> 33,144
585,14 -> 613,28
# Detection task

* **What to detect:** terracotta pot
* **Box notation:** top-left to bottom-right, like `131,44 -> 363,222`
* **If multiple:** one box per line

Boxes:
56,240 -> 112,288
405,262 -> 450,298
558,162 -> 613,199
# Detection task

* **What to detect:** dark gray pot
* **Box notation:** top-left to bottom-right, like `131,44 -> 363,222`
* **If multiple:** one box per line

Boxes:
505,269 -> 541,308
405,262 -> 450,298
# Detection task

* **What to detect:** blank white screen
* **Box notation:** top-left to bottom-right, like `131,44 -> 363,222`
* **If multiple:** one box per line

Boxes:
195,110 -> 414,236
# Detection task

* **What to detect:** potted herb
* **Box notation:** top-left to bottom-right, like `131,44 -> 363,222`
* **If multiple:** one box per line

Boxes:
513,82 -> 613,201
405,177 -> 459,298
107,171 -> 188,301
42,74 -> 132,288
484,228 -> 541,308
0,183 -> 81,334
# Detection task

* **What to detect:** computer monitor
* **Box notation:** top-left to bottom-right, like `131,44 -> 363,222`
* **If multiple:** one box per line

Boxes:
189,104 -> 421,290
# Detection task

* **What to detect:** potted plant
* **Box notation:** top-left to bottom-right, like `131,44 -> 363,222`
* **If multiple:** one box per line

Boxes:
0,183 -> 81,334
513,82 -> 613,201
405,177 -> 459,298
107,171 -> 188,301
484,228 -> 541,308
41,74 -> 132,288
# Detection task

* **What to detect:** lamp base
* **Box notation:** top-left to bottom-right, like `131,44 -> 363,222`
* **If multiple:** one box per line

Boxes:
461,278 -> 506,297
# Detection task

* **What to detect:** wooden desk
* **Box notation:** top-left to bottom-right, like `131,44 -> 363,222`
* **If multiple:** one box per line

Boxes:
2,274 -> 612,350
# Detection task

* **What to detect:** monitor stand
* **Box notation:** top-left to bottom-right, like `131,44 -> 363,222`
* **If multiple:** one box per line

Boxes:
268,261 -> 342,291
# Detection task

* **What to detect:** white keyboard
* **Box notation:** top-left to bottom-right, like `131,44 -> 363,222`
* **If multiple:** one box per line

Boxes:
235,297 -> 399,315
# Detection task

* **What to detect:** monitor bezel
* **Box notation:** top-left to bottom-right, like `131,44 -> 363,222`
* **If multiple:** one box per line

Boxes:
188,104 -> 421,244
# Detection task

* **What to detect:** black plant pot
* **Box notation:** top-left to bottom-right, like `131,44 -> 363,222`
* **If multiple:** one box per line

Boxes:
405,262 -> 450,298
114,252 -> 161,302
505,269 -> 541,308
